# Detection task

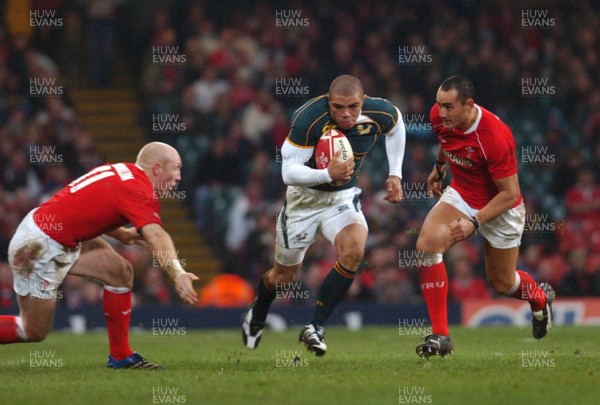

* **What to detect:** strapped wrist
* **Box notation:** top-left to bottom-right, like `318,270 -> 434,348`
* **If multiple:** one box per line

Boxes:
469,216 -> 480,232
166,259 -> 186,281
434,162 -> 446,181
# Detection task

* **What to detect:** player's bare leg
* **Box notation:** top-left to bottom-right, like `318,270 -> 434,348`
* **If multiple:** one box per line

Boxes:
70,238 -> 133,288
16,295 -> 57,342
415,202 -> 466,358
299,224 -> 368,356
482,243 -> 520,294
70,237 -> 162,369
0,295 -> 57,344
243,261 -> 302,350
483,241 -> 554,339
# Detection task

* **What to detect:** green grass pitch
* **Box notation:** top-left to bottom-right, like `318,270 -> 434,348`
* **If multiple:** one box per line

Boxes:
1,326 -> 598,404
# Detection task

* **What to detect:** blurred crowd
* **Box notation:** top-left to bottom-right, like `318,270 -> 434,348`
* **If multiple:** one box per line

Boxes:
1,0 -> 600,310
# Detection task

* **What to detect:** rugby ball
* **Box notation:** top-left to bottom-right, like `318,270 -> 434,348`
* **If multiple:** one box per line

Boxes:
315,129 -> 354,185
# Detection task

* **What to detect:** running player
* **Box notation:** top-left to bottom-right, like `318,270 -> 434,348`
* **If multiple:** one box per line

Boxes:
415,76 -> 554,358
0,142 -> 199,369
242,75 -> 406,356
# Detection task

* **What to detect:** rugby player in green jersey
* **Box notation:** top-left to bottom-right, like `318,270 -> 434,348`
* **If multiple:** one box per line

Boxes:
243,75 -> 406,356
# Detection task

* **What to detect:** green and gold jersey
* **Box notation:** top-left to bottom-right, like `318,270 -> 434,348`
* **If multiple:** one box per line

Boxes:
287,94 -> 399,191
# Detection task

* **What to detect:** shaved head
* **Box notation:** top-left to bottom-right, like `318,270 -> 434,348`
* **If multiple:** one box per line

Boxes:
328,75 -> 364,97
136,142 -> 180,169
136,142 -> 182,191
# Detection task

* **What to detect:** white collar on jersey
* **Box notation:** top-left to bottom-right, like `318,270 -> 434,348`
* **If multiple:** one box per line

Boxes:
463,105 -> 482,134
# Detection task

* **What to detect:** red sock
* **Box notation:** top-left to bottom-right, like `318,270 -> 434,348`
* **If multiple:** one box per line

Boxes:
418,262 -> 449,336
511,270 -> 546,311
103,288 -> 133,360
0,316 -> 18,344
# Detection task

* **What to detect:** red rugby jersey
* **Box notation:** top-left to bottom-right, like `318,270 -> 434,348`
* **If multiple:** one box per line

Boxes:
34,163 -> 162,246
430,103 -> 522,209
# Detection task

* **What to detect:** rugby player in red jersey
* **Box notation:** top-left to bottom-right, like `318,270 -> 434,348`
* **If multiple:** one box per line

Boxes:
0,142 -> 198,369
415,76 -> 554,358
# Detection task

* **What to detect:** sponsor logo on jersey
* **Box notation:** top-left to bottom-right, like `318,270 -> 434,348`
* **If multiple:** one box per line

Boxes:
442,150 -> 473,167
322,124 -> 339,133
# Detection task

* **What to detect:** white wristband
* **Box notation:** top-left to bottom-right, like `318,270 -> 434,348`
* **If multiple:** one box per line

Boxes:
166,259 -> 186,281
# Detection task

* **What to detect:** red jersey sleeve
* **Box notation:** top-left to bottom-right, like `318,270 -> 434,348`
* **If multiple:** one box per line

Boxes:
120,180 -> 163,232
480,122 -> 518,181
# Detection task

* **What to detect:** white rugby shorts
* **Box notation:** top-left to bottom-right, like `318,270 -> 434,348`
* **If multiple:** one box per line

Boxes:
8,209 -> 81,299
275,186 -> 368,266
437,186 -> 525,249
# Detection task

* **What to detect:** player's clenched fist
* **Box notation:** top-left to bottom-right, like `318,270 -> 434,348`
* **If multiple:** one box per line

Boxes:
448,218 -> 476,242
384,176 -> 403,203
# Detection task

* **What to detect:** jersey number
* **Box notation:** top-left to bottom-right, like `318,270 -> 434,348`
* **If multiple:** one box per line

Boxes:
69,164 -> 133,193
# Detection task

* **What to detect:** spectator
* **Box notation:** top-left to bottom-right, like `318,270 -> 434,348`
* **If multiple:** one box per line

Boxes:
565,168 -> 600,222
559,248 -> 600,296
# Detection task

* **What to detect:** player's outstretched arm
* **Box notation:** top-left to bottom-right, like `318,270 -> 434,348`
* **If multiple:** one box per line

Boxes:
141,223 -> 199,304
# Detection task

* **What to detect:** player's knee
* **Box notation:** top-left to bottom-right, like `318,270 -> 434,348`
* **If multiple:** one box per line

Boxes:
114,258 -> 134,289
271,266 -> 297,284
487,275 -> 512,295
416,234 -> 435,253
338,243 -> 364,269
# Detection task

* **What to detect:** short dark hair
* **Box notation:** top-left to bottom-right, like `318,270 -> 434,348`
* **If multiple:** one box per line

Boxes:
439,76 -> 475,104
329,75 -> 364,97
